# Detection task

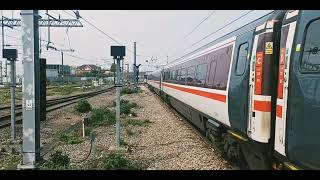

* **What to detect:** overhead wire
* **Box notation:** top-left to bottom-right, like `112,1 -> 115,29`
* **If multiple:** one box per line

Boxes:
63,10 -> 135,54
187,10 -> 254,49
183,10 -> 216,39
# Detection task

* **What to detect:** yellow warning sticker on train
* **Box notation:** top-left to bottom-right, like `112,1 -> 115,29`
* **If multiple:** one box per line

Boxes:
296,44 -> 301,52
265,42 -> 273,54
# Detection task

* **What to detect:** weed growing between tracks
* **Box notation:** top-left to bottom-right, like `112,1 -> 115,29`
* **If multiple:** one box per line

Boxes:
39,151 -> 79,170
113,99 -> 138,115
101,153 -> 143,170
121,87 -> 142,95
47,85 -> 81,96
58,130 -> 83,145
89,108 -> 116,126
74,100 -> 92,113
122,118 -> 151,127
0,90 -> 22,104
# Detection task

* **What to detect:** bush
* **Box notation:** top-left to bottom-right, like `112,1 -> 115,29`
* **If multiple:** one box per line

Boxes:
113,99 -> 138,115
89,108 -> 116,126
120,138 -> 128,146
50,151 -> 70,167
102,153 -> 142,170
58,131 -> 83,145
121,87 -> 142,95
40,151 -> 71,170
74,100 -> 92,113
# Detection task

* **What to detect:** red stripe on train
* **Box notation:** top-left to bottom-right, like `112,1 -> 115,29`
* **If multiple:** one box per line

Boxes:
276,105 -> 282,118
161,82 -> 226,103
254,100 -> 271,112
148,80 -> 226,103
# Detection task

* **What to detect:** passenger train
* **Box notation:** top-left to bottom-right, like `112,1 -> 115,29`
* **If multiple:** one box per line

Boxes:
147,10 -> 320,170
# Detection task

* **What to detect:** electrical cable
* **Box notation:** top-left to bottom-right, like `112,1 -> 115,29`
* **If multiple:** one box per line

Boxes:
187,10 -> 254,49
183,10 -> 216,39
63,10 -> 135,54
70,138 -> 94,164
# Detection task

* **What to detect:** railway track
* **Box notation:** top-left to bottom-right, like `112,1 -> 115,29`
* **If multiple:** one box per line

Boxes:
0,86 -> 115,128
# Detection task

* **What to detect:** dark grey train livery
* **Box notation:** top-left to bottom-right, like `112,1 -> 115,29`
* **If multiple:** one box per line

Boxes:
147,10 -> 320,170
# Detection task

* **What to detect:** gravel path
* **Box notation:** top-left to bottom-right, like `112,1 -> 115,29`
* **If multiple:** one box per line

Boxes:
124,85 -> 234,170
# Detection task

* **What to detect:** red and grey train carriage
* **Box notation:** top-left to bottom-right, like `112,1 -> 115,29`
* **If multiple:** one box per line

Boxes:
147,10 -> 320,170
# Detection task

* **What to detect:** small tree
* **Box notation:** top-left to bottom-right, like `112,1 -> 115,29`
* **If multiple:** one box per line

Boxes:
110,63 -> 116,73
74,100 -> 92,113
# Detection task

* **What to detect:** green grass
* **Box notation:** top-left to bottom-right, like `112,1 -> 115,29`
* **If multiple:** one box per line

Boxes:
39,151 -> 75,170
89,108 -> 116,126
58,130 -> 83,145
102,153 -> 142,170
46,85 -> 80,97
113,99 -> 138,115
0,90 -> 22,104
120,138 -> 128,146
121,87 -> 142,95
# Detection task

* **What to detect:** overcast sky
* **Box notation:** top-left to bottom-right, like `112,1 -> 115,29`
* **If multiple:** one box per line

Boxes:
0,10 -> 273,76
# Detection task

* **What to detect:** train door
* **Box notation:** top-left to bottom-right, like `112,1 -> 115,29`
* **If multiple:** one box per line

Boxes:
275,10 -> 320,169
247,22 -> 275,144
228,31 -> 253,134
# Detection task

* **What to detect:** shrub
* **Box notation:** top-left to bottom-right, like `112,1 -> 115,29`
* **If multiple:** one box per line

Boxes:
50,151 -> 70,167
121,87 -> 142,95
89,108 -> 116,126
40,151 -> 71,170
58,131 -> 83,145
74,100 -> 92,113
102,153 -> 142,170
120,138 -> 128,146
113,99 -> 138,115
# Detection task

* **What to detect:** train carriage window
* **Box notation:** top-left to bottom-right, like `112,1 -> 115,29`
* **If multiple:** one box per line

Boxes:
236,43 -> 249,75
171,70 -> 175,81
187,66 -> 195,84
207,60 -> 217,87
176,69 -> 180,81
195,63 -> 208,85
180,68 -> 187,84
301,19 -> 320,73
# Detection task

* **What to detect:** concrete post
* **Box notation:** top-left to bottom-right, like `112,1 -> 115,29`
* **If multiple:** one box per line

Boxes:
116,58 -> 121,148
9,58 -> 16,141
18,10 -> 40,169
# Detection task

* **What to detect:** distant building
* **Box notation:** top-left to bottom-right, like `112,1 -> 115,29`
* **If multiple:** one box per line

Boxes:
103,69 -> 111,75
70,66 -> 77,75
76,64 -> 101,76
46,64 -> 71,79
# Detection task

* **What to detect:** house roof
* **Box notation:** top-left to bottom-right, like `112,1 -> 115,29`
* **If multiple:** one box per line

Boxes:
77,64 -> 100,70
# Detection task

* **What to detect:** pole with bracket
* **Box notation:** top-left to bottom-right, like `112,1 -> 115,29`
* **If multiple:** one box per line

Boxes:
3,48 -> 17,141
109,46 -> 127,152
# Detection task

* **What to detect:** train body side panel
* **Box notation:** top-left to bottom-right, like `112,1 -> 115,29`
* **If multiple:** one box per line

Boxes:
162,82 -> 230,127
228,30 -> 254,134
284,10 -> 320,169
